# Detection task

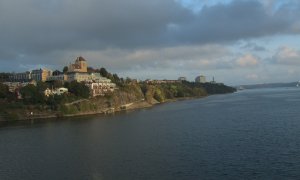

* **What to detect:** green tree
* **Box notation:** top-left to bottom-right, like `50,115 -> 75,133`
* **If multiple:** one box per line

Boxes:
20,84 -> 45,104
37,81 -> 49,92
63,66 -> 68,74
99,67 -> 108,77
52,70 -> 62,76
0,83 -> 9,98
0,73 -> 10,82
68,81 -> 90,98
46,93 -> 70,110
48,80 -> 64,89
153,88 -> 165,102
112,73 -> 120,82
125,77 -> 132,84
107,73 -> 114,82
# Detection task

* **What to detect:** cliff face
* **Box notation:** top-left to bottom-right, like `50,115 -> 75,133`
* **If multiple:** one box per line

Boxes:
141,83 -> 208,103
59,82 -> 225,116
58,84 -> 147,115
112,84 -> 145,106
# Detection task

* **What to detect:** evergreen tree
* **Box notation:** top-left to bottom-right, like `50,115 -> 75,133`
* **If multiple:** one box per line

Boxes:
63,66 -> 68,74
20,84 -> 46,104
67,81 -> 90,98
0,83 -> 9,98
0,73 -> 10,82
99,67 -> 108,77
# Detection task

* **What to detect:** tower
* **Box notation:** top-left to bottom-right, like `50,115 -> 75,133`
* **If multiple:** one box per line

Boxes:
68,56 -> 88,73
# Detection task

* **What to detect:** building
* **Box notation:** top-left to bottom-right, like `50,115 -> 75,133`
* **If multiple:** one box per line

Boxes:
86,78 -> 116,97
9,71 -> 32,82
3,81 -> 36,93
47,74 -> 68,82
66,72 -> 117,96
68,56 -> 88,73
210,76 -> 216,84
44,87 -> 68,97
178,77 -> 187,81
44,88 -> 52,97
0,73 -> 10,82
31,69 -> 52,82
86,82 -> 116,97
52,70 -> 63,76
67,72 -> 110,83
8,69 -> 52,82
195,75 -> 206,83
145,79 -> 181,84
84,75 -> 116,97
67,72 -> 92,82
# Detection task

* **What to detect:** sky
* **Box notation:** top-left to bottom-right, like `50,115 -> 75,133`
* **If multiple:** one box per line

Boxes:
0,0 -> 300,85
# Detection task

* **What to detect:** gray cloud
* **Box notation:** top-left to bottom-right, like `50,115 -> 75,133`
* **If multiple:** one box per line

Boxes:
173,1 -> 299,44
0,1 -> 299,58
241,42 -> 267,52
272,46 -> 300,65
0,0 -> 191,56
0,0 -> 300,84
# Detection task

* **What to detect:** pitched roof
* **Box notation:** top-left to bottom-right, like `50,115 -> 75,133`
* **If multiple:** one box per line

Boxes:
77,56 -> 86,61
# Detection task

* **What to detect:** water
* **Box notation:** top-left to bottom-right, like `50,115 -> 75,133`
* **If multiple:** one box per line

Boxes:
1,88 -> 300,180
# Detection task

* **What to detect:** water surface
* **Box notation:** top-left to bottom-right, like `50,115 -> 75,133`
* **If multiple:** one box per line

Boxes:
1,88 -> 300,179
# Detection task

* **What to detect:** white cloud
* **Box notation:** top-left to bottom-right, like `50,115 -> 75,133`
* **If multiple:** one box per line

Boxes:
236,54 -> 259,68
273,46 -> 300,65
246,73 -> 259,80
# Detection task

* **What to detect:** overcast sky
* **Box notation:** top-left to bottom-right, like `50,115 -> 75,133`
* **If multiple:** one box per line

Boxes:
1,0 -> 300,85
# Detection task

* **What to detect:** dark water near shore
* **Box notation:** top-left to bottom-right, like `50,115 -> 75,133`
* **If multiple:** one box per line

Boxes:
1,88 -> 300,180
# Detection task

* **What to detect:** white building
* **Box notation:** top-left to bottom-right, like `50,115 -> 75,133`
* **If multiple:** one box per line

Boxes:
86,82 -> 116,97
67,72 -> 110,83
44,87 -> 68,97
85,76 -> 116,97
195,75 -> 206,83
67,72 -> 94,82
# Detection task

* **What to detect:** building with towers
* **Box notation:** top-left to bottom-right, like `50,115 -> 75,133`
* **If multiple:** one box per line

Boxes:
68,56 -> 88,73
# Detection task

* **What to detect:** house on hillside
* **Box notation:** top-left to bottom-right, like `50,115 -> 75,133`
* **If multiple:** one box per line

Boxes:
44,87 -> 68,97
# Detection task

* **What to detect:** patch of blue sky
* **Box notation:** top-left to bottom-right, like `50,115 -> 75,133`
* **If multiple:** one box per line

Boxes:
256,34 -> 300,52
231,34 -> 300,54
175,0 -> 233,13
176,0 -> 298,14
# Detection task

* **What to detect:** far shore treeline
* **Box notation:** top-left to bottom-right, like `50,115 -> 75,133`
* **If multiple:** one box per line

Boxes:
0,67 -> 236,121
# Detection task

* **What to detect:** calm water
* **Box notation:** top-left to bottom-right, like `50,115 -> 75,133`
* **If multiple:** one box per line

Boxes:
1,88 -> 300,180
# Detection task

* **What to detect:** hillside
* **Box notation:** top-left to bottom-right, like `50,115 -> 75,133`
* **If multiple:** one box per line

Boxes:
0,82 -> 236,121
